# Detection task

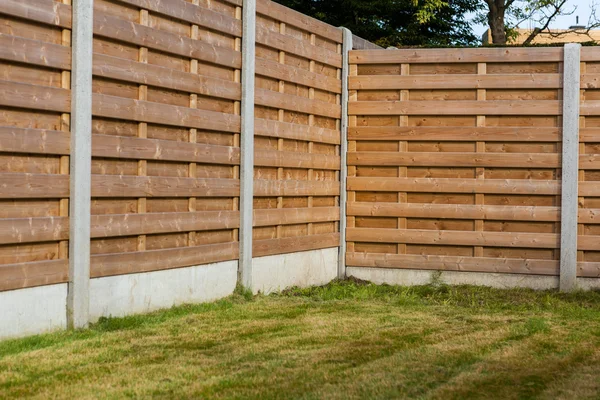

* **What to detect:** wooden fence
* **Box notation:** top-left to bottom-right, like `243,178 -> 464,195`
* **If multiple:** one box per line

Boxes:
346,47 -> 600,281
0,0 -> 373,301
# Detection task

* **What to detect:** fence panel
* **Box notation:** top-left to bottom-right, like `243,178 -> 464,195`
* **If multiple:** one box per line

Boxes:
89,0 -> 242,278
0,0 -> 72,291
253,0 -> 342,257
347,48 -> 566,276
579,48 -> 600,278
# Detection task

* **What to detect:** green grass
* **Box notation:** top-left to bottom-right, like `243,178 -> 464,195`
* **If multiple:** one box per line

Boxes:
2,279 -> 600,399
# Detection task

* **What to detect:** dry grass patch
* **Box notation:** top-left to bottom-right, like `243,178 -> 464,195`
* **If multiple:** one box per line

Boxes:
1,281 -> 600,399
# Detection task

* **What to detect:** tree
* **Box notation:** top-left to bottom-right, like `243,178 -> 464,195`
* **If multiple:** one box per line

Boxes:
477,0 -> 600,45
272,0 -> 480,47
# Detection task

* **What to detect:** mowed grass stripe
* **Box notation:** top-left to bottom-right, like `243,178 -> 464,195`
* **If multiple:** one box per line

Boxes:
2,281 -> 600,399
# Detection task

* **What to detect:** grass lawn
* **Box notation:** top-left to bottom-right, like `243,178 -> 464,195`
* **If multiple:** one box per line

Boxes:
2,279 -> 600,399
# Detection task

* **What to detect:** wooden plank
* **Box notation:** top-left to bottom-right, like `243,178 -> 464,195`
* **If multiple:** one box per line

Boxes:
0,173 -> 69,199
91,241 -> 238,278
349,48 -> 564,64
253,207 -> 340,227
92,134 -> 240,165
349,126 -> 561,142
0,217 -> 69,245
580,101 -> 600,116
115,0 -> 242,37
255,119 -> 340,144
578,209 -> 600,224
0,0 -> 72,28
346,252 -> 559,276
91,175 -> 239,198
92,93 -> 240,133
0,34 -> 71,70
255,149 -> 340,170
348,177 -> 561,195
0,127 -> 70,155
255,88 -> 341,118
254,179 -> 340,197
577,235 -> 600,251
93,54 -> 241,101
0,260 -> 69,292
0,80 -> 70,113
348,152 -> 560,168
93,11 -> 241,69
580,47 -> 600,62
347,228 -> 560,249
256,25 -> 342,68
580,128 -> 600,142
256,0 -> 342,43
349,100 -> 562,116
580,74 -> 600,89
350,74 -> 562,90
91,210 -> 240,238
256,57 -> 341,94
347,202 -> 561,222
579,262 -> 600,278
253,232 -> 340,257
579,182 -> 600,197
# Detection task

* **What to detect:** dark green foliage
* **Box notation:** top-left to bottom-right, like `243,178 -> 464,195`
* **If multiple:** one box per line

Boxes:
273,0 -> 480,46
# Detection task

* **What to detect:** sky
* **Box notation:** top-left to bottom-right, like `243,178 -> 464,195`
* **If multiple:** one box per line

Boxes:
471,0 -> 597,37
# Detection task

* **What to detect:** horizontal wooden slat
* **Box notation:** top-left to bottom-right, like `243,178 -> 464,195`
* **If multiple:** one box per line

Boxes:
578,209 -> 600,224
348,177 -> 560,195
0,80 -> 70,113
348,202 -> 560,222
0,217 -> 68,244
92,134 -> 240,165
348,152 -> 560,168
347,228 -> 560,249
255,88 -> 341,118
0,259 -> 68,292
256,25 -> 341,68
0,34 -> 71,70
93,11 -> 241,69
580,102 -> 600,116
255,119 -> 340,145
115,0 -> 242,37
580,182 -> 600,197
580,74 -> 600,89
256,58 -> 341,94
255,149 -> 340,170
350,74 -> 562,90
350,47 -> 564,64
0,0 -> 71,28
91,211 -> 240,238
91,175 -> 239,198
577,235 -> 600,251
580,128 -> 600,142
254,207 -> 340,227
579,155 -> 600,170
92,93 -> 240,133
91,242 -> 238,278
0,173 -> 69,199
256,0 -> 342,43
349,100 -> 562,116
347,252 -> 559,276
0,126 -> 70,155
579,262 -> 600,278
93,54 -> 241,101
254,179 -> 340,197
348,126 -> 561,142
253,233 -> 340,257
580,47 -> 600,62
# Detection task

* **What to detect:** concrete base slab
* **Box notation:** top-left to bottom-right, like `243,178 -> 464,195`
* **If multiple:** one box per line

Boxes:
0,284 -> 67,340
252,247 -> 338,294
347,267 -> 600,291
89,260 -> 238,322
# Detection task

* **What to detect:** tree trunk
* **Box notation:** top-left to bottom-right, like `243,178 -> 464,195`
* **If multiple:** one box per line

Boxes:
486,0 -> 507,44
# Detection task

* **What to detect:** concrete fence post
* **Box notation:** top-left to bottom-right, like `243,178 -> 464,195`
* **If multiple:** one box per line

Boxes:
239,0 -> 256,289
338,28 -> 352,279
560,43 -> 581,292
68,0 -> 94,328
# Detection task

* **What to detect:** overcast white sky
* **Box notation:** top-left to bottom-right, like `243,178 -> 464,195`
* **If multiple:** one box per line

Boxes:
471,0 -> 598,37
